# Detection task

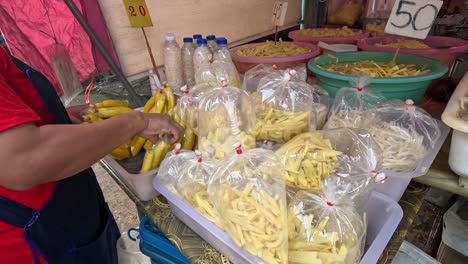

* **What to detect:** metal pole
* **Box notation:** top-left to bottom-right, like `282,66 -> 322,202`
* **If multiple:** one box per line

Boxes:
63,0 -> 145,107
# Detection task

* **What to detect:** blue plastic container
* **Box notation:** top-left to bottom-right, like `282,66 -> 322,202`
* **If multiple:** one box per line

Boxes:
130,216 -> 189,264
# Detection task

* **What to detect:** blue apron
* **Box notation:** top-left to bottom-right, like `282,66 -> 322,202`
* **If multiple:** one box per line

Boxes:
0,58 -> 120,264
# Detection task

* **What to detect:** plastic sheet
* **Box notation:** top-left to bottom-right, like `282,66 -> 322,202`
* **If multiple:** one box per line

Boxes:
198,82 -> 255,159
288,190 -> 366,264
208,146 -> 288,264
324,76 -> 385,130
176,151 -> 220,227
367,99 -> 441,172
255,69 -> 329,143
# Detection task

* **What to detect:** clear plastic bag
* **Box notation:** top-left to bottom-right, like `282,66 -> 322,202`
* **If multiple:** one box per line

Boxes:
255,69 -> 328,143
310,85 -> 330,130
242,64 -> 279,93
274,128 -> 381,192
195,60 -> 241,88
367,99 -> 441,172
328,0 -> 364,26
155,145 -> 196,196
208,145 -> 288,264
175,151 -> 221,227
198,82 -> 256,159
324,76 -> 385,130
288,190 -> 366,264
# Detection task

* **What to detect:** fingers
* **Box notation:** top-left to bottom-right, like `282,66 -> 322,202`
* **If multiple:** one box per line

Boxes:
141,113 -> 184,144
161,117 -> 184,144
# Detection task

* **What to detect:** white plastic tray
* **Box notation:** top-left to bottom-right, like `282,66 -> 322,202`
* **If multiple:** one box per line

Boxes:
375,119 -> 450,201
153,178 -> 403,264
102,153 -> 159,201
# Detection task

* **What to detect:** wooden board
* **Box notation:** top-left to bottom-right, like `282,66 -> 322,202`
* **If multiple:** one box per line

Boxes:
97,0 -> 301,76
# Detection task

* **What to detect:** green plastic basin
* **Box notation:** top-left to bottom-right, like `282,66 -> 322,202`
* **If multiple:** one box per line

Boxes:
308,51 -> 448,103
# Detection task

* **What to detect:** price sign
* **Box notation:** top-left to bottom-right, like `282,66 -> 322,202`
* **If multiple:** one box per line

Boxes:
385,0 -> 442,39
122,0 -> 153,28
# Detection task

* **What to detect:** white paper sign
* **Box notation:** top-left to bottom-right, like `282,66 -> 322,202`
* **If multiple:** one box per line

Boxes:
385,0 -> 443,39
271,1 -> 288,27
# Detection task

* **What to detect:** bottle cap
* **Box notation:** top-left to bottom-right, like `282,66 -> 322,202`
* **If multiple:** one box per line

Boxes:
206,35 -> 216,40
197,38 -> 207,45
165,33 -> 176,41
216,37 -> 227,45
193,34 -> 202,40
183,37 -> 193,43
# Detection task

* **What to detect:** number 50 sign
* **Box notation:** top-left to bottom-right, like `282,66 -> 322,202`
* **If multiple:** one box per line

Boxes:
385,0 -> 442,39
122,0 -> 153,28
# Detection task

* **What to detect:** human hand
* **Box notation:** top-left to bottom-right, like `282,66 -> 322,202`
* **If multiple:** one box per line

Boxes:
138,113 -> 184,144
66,104 -> 91,124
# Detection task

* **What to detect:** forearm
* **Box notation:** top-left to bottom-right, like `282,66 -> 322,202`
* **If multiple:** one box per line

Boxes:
2,111 -> 146,190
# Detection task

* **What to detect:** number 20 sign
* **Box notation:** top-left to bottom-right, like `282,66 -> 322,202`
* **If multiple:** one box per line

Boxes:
122,0 -> 153,28
385,0 -> 442,39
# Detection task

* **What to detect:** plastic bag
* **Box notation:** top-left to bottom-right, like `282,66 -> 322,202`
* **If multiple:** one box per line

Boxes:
46,43 -> 83,106
155,145 -> 196,196
243,64 -> 278,93
195,60 -> 241,88
324,76 -> 385,130
175,151 -> 221,227
275,132 -> 342,191
310,85 -> 330,130
208,145 -> 288,264
117,232 -> 151,264
198,82 -> 256,159
288,190 -> 366,264
255,69 -> 327,143
367,99 -> 441,172
328,1 -> 364,26
274,128 -> 381,192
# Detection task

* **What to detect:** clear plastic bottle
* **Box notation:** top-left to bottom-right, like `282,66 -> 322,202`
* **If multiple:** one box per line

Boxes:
193,34 -> 203,46
206,35 -> 217,52
163,33 -> 183,90
193,39 -> 212,71
213,37 -> 233,63
182,37 -> 196,88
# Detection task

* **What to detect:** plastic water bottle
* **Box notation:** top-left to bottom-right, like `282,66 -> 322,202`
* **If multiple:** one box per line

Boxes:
181,37 -> 196,88
213,37 -> 233,63
148,69 -> 161,95
193,34 -> 202,46
206,35 -> 217,52
193,39 -> 212,71
163,33 -> 183,90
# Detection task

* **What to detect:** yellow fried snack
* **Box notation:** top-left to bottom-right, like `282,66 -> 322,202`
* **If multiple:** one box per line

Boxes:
256,106 -> 310,143
365,22 -> 387,37
200,128 -> 256,159
375,39 -> 430,49
236,39 -> 311,57
219,183 -> 288,264
181,183 -> 221,227
319,60 -> 431,77
275,133 -> 341,191
300,26 -> 360,37
328,2 -> 364,26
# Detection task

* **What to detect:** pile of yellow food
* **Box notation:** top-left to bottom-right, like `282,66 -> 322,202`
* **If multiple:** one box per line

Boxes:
218,183 -> 288,264
256,106 -> 311,143
236,40 -> 311,57
275,133 -> 341,191
300,26 -> 361,37
200,127 -> 255,159
182,184 -> 221,227
365,22 -> 386,37
319,61 -> 431,77
375,39 -> 430,49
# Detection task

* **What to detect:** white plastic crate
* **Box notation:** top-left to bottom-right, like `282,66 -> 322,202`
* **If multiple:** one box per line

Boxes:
375,120 -> 450,201
102,153 -> 158,201
154,178 -> 403,264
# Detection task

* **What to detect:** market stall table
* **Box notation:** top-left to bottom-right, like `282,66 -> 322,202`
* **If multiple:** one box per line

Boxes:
99,158 -> 428,264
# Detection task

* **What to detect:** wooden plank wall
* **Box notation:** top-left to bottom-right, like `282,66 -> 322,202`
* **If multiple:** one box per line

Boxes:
97,0 -> 301,76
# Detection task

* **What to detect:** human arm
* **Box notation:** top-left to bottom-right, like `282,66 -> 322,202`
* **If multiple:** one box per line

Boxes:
0,111 -> 183,191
